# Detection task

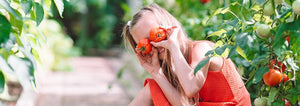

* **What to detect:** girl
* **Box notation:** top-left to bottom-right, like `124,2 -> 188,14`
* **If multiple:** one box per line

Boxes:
123,3 -> 251,106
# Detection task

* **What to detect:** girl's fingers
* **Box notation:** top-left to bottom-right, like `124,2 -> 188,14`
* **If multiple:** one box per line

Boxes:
159,25 -> 178,30
169,27 -> 180,39
151,41 -> 167,48
136,53 -> 144,64
152,47 -> 158,58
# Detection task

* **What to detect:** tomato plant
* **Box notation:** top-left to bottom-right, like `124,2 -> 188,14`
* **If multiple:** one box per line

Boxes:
136,38 -> 152,54
149,27 -> 167,42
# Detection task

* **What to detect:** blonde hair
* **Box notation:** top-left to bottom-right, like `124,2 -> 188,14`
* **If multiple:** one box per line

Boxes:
122,3 -> 193,105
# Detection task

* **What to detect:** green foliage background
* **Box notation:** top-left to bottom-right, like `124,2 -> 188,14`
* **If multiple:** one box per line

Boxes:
0,0 -> 78,102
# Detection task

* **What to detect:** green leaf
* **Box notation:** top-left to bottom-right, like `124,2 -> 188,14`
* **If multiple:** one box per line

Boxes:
268,87 -> 279,104
19,38 -> 37,69
117,65 -> 126,79
194,57 -> 210,75
252,66 -> 268,84
272,100 -> 284,106
0,34 -> 15,51
9,11 -> 23,35
286,58 -> 299,71
205,50 -> 214,56
21,0 -> 33,15
227,45 -> 237,59
288,87 -> 299,104
215,45 -> 227,55
0,0 -> 21,20
31,48 -> 41,64
0,14 -> 11,44
0,55 -> 14,74
33,2 -> 44,26
53,0 -> 64,18
44,0 -> 52,9
236,46 -> 250,62
208,29 -> 227,37
0,71 -> 5,93
8,55 -> 35,89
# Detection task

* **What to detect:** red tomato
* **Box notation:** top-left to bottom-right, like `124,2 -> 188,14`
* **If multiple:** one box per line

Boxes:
149,27 -> 166,42
285,36 -> 290,44
268,59 -> 286,72
282,99 -> 290,106
282,74 -> 289,83
136,38 -> 152,54
200,0 -> 210,4
263,69 -> 282,86
285,100 -> 290,106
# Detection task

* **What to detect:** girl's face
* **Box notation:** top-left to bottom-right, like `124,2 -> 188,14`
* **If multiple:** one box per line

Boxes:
130,12 -> 166,60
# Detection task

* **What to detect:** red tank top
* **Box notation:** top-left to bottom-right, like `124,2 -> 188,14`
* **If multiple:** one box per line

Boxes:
144,42 -> 251,106
197,58 -> 251,105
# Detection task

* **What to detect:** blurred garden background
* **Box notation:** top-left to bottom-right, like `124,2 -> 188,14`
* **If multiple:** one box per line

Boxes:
0,0 -> 299,105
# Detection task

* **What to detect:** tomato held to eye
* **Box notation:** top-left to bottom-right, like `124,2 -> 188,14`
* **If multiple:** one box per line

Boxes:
263,69 -> 282,87
149,27 -> 166,42
136,38 -> 152,54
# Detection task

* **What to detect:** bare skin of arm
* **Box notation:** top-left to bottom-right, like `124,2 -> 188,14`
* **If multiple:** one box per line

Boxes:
129,83 -> 153,106
135,47 -> 184,105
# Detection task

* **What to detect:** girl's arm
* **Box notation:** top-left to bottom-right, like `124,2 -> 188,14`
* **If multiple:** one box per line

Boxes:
129,83 -> 153,106
136,48 -> 184,105
151,68 -> 184,106
169,42 -> 211,98
151,27 -> 212,98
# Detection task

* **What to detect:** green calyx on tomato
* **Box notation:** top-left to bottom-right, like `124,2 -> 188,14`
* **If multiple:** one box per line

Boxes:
136,38 -> 152,54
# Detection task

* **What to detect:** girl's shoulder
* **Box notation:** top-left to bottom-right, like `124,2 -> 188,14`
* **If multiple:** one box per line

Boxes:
192,40 -> 215,48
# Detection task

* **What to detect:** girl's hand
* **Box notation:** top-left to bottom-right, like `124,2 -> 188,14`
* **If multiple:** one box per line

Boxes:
136,47 -> 161,75
150,25 -> 180,51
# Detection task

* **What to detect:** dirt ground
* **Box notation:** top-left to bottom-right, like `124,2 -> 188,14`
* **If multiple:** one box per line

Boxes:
33,54 -> 148,106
